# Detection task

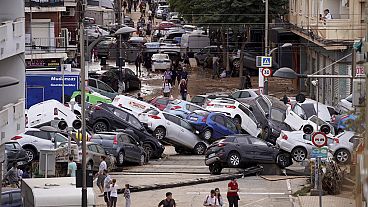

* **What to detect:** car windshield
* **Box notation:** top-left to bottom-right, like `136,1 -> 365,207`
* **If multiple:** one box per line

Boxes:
191,96 -> 205,103
270,108 -> 286,122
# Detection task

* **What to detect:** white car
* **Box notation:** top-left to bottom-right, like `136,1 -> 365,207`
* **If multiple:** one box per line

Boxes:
27,99 -> 78,129
229,89 -> 259,103
328,131 -> 357,164
138,108 -> 208,155
112,95 -> 158,118
286,114 -> 335,135
336,94 -> 354,113
151,53 -> 171,71
285,99 -> 336,131
155,5 -> 169,18
205,98 -> 261,137
13,128 -> 68,162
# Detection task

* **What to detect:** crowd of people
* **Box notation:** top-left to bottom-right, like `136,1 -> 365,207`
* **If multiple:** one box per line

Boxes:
162,66 -> 189,100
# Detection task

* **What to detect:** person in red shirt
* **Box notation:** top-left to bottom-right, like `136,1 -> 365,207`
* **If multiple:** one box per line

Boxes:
227,177 -> 239,207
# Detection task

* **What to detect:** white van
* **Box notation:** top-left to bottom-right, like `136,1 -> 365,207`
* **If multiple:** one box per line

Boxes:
180,32 -> 210,57
112,95 -> 158,118
27,99 -> 78,128
21,177 -> 95,207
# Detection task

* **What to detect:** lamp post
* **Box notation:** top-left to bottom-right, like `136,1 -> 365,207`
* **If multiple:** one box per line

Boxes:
262,43 -> 292,95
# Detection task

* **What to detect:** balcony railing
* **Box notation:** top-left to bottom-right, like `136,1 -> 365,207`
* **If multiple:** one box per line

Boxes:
25,0 -> 65,7
25,36 -> 77,54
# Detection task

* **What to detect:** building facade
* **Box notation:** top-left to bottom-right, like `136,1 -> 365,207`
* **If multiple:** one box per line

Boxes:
288,0 -> 367,105
0,0 -> 26,143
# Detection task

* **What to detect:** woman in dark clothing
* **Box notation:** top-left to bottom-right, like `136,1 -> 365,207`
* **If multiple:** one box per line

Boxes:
171,69 -> 177,86
178,79 -> 188,100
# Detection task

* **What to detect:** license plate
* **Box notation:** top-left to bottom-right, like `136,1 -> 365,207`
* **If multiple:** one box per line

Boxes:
208,153 -> 215,158
190,117 -> 198,121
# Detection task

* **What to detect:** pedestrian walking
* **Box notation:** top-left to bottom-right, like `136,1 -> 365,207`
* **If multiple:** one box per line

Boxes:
215,188 -> 224,207
135,54 -> 142,76
163,68 -> 172,82
133,0 -> 137,12
162,79 -> 172,97
227,177 -> 240,207
110,179 -> 118,207
103,170 -> 112,207
96,156 -> 107,193
4,162 -> 19,188
137,92 -> 144,101
146,20 -> 152,36
178,79 -> 188,100
171,68 -> 177,86
67,155 -> 77,177
176,66 -> 182,84
181,67 -> 188,82
123,0 -> 128,13
124,184 -> 131,207
212,56 -> 219,79
158,192 -> 176,207
203,189 -> 220,207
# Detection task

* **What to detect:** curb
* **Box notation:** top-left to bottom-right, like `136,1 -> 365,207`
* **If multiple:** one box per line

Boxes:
116,173 -> 243,194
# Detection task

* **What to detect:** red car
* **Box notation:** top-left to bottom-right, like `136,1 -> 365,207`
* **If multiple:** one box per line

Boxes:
149,96 -> 171,110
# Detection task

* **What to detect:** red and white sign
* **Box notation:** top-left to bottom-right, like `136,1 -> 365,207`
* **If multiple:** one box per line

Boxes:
356,66 -> 365,77
261,68 -> 272,77
312,132 -> 327,148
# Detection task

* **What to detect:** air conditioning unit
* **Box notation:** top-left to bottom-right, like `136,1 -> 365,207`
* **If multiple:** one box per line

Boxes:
61,28 -> 69,47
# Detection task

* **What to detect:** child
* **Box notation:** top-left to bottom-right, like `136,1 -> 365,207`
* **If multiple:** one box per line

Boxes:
124,184 -> 131,207
110,179 -> 118,207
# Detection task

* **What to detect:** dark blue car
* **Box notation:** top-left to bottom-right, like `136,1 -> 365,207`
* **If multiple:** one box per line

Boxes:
186,110 -> 239,142
2,188 -> 22,207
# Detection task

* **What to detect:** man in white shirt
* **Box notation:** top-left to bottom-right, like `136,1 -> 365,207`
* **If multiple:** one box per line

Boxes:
96,156 -> 107,193
203,190 -> 220,207
103,170 -> 112,207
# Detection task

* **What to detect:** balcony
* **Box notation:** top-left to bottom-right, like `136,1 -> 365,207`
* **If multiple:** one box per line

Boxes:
0,99 -> 25,143
25,36 -> 77,55
0,20 -> 25,61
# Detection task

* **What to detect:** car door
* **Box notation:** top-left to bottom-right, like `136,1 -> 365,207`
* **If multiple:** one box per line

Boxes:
87,144 -> 100,171
285,104 -> 306,130
178,119 -> 199,148
248,137 -> 274,162
234,137 -> 252,160
162,113 -> 181,140
238,104 -> 260,137
127,114 -> 145,131
211,115 -> 230,137
112,108 -> 129,129
127,135 -> 142,162
31,131 -> 54,150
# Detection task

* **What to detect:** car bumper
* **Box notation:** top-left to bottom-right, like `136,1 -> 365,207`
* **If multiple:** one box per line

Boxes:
205,156 -> 220,166
276,139 -> 293,153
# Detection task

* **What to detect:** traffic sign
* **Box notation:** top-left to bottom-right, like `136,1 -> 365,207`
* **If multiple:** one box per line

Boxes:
356,65 -> 365,77
311,147 -> 328,158
261,68 -> 272,77
256,56 -> 273,68
311,132 -> 327,148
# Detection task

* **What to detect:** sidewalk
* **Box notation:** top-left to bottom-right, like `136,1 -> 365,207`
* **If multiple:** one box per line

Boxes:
299,195 -> 355,207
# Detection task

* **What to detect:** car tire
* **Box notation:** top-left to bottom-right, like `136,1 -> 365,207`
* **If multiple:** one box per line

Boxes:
93,121 -> 108,133
202,129 -> 212,140
209,163 -> 222,175
153,127 -> 166,140
227,151 -> 241,167
334,149 -> 351,164
87,161 -> 93,171
143,143 -> 154,159
117,151 -> 124,166
276,153 -> 292,168
24,147 -> 37,163
291,147 -> 307,162
193,142 -> 207,155
139,154 -> 145,166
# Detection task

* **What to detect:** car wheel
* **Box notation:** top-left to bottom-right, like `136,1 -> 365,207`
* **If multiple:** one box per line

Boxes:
227,152 -> 241,167
139,154 -> 145,166
335,149 -> 351,164
93,121 -> 108,133
117,151 -> 124,166
193,142 -> 207,155
291,147 -> 307,162
233,116 -> 242,125
24,148 -> 36,162
209,163 -> 222,175
87,161 -> 93,171
153,127 -> 166,140
276,153 -> 291,168
202,129 -> 212,140
143,143 -> 154,158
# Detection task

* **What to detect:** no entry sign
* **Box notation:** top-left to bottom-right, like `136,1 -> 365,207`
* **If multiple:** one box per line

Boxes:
261,68 -> 272,77
312,132 -> 327,148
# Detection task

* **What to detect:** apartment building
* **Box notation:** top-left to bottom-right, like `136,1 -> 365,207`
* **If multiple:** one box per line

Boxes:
0,0 -> 26,143
288,0 -> 366,105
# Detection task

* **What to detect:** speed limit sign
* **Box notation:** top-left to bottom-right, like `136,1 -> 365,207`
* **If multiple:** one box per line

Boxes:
312,132 -> 327,148
261,68 -> 272,77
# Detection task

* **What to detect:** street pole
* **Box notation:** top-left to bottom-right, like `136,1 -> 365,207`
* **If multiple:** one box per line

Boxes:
78,0 -> 87,206
263,0 -> 269,95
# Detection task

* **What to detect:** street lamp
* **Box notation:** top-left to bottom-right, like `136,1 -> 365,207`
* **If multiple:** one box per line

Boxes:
268,43 -> 292,56
273,67 -> 352,79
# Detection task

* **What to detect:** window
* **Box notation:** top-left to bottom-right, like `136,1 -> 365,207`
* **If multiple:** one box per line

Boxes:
113,109 -> 128,120
270,108 -> 286,122
97,81 -> 114,93
231,91 -> 241,99
128,115 -> 143,128
5,143 -> 21,150
224,117 -> 237,131
256,98 -> 269,114
213,115 -> 225,126
121,134 -> 133,144
54,133 -> 68,142
96,145 -> 106,154
186,104 -> 201,112
236,137 -> 249,144
292,104 -> 307,119
249,137 -> 267,146
88,79 -> 97,88
300,104 -> 316,118
88,144 -> 98,153
32,131 -> 51,140
163,113 -> 181,125
180,119 -> 193,131
240,91 -> 250,98
238,104 -> 258,123
224,136 -> 236,142
191,96 -> 205,104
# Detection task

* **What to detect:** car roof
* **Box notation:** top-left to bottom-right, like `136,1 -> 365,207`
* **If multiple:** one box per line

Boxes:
25,128 -> 41,132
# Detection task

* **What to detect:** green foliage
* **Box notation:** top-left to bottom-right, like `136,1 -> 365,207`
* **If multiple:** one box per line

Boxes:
169,0 -> 289,25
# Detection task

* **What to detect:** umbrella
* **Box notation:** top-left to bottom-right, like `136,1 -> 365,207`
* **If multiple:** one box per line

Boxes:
115,26 -> 136,35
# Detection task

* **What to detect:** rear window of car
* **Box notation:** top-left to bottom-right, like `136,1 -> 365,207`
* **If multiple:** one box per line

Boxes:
92,134 -> 115,140
191,96 -> 205,103
156,98 -> 169,105
143,108 -> 159,115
